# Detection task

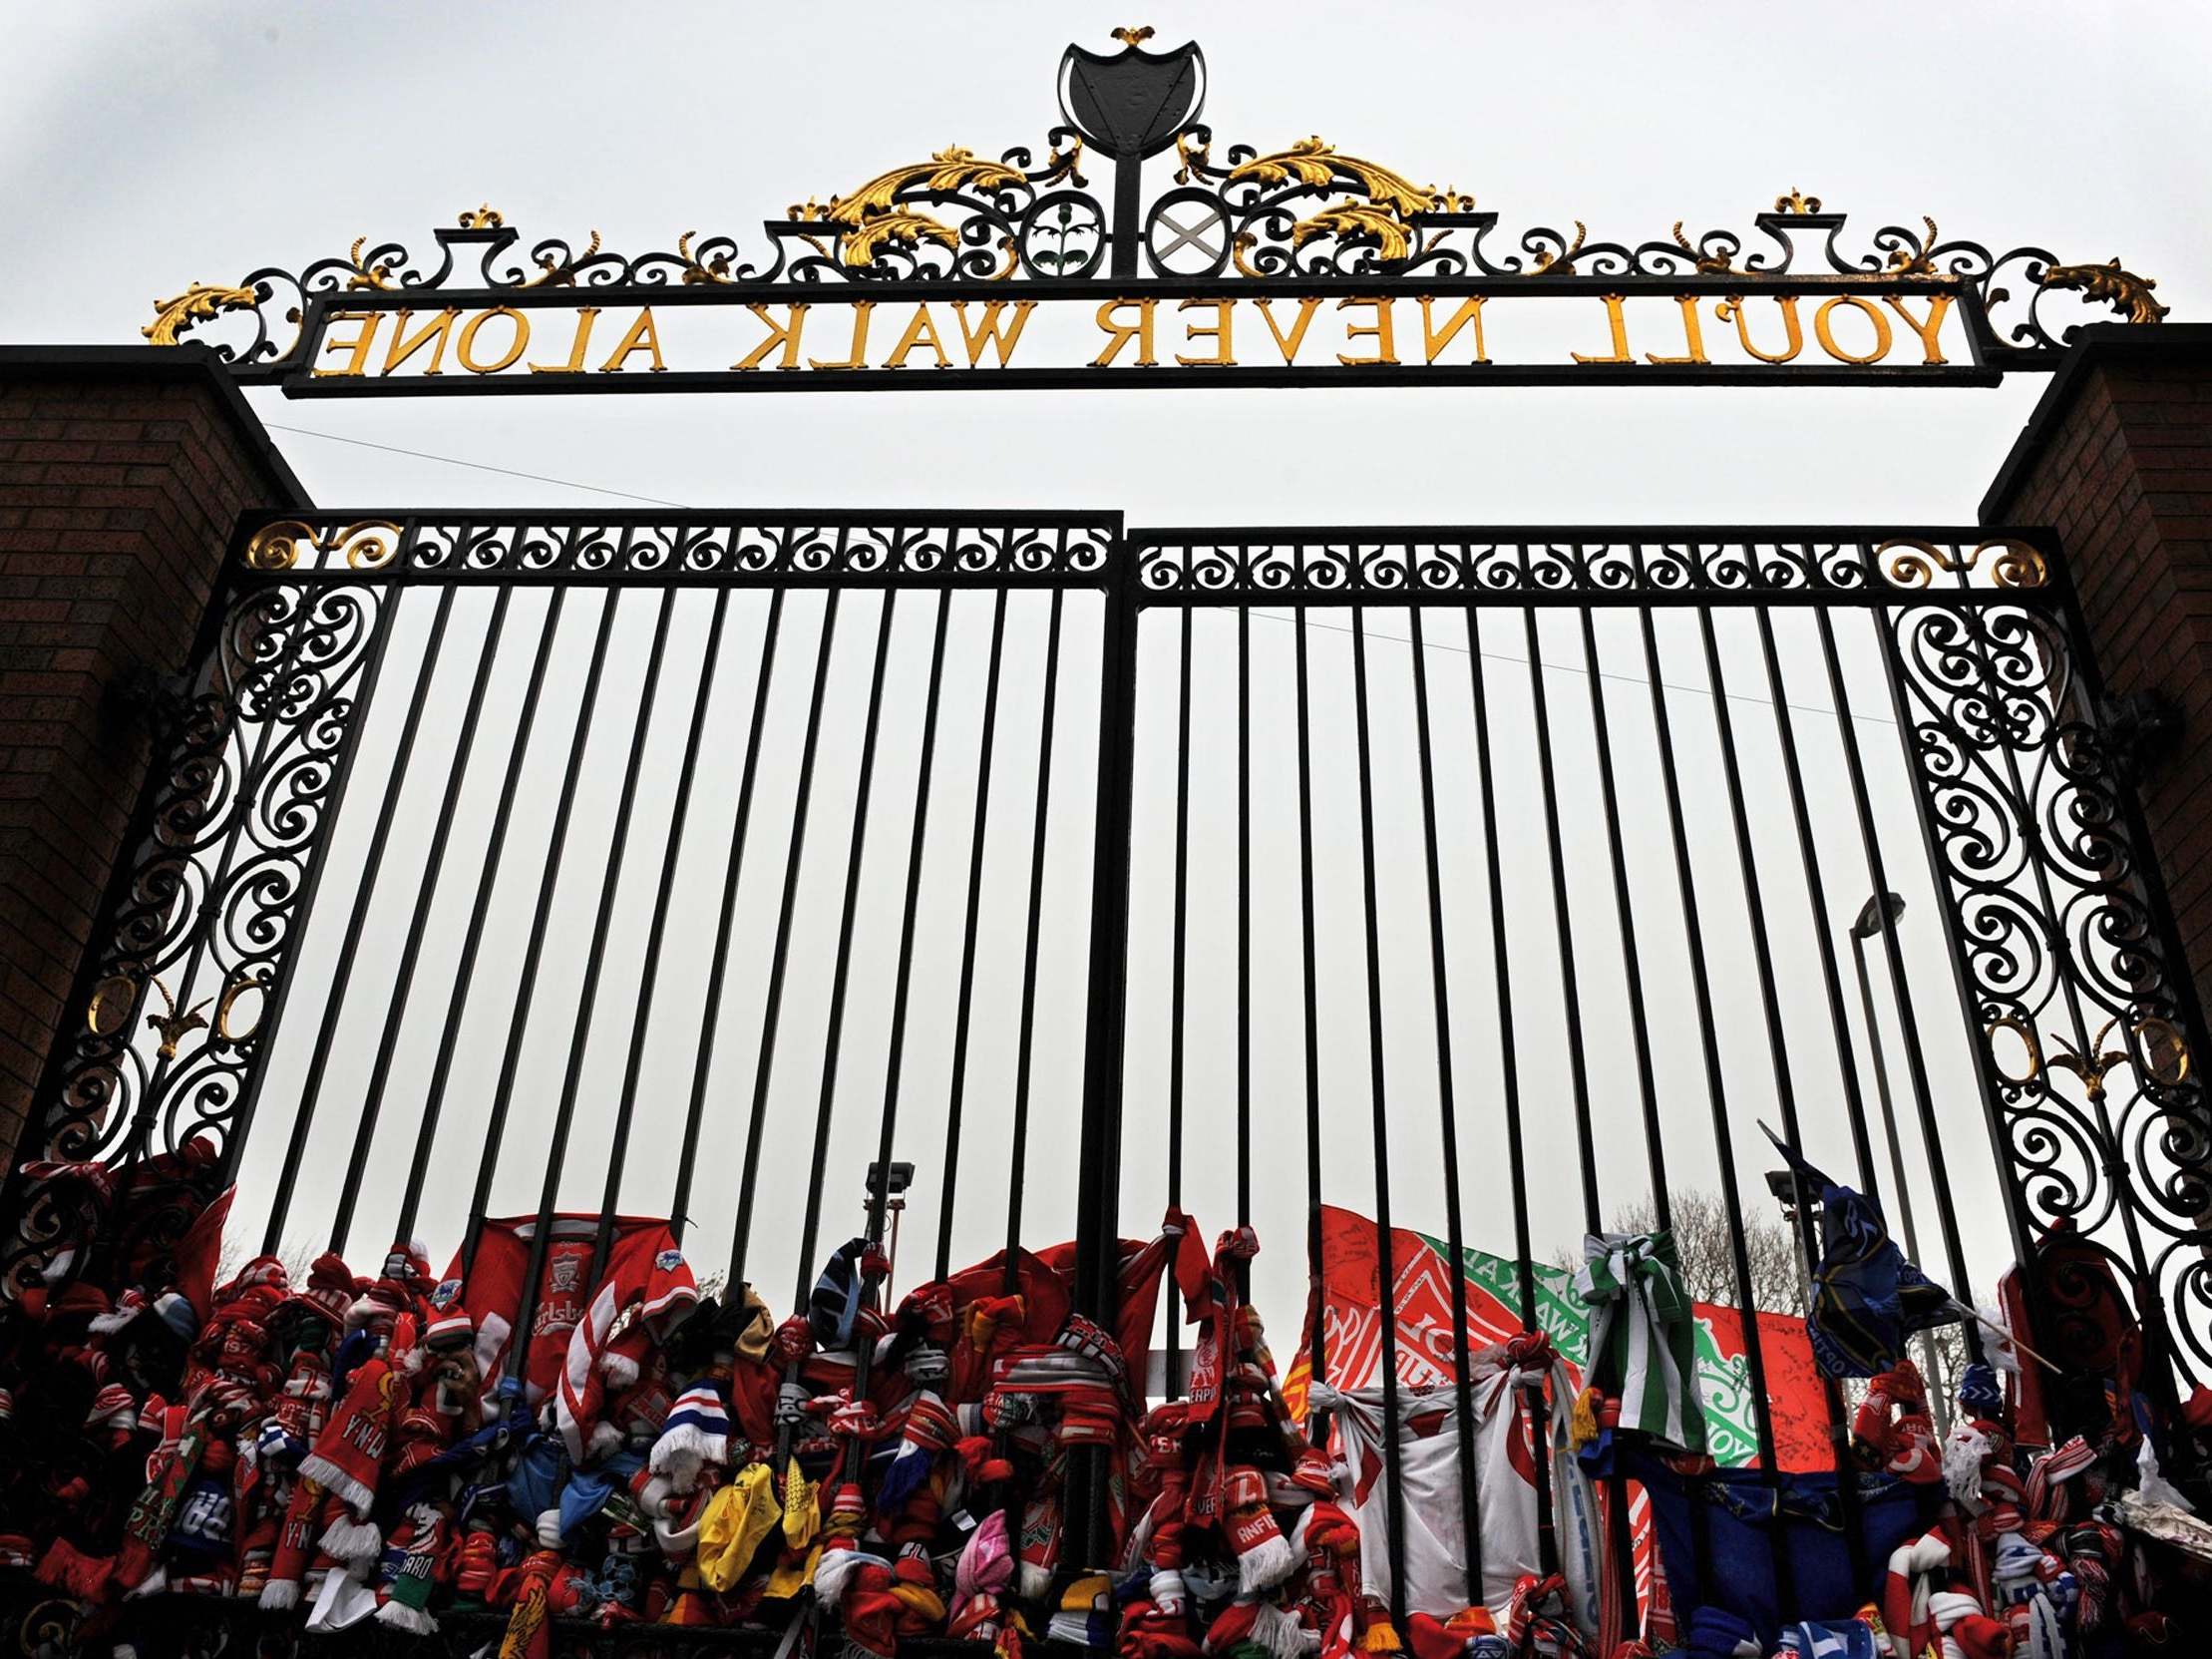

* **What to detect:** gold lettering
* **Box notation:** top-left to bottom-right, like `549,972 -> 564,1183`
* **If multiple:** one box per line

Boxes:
1175,298 -> 1236,367
1418,296 -> 1488,364
381,308 -> 460,375
950,299 -> 1036,367
456,307 -> 530,375
1813,295 -> 1892,365
1572,295 -> 1633,364
596,309 -> 665,373
314,311 -> 382,377
528,307 -> 601,374
1093,298 -> 1158,366
1336,296 -> 1397,366
1646,295 -> 1709,365
1883,294 -> 1953,365
734,303 -> 810,371
1715,296 -> 1803,363
885,305 -> 952,370
1253,297 -> 1322,363
808,302 -> 875,370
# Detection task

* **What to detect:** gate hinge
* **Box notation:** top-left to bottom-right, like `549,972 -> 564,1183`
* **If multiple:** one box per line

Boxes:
102,661 -> 194,742
2098,688 -> 2182,783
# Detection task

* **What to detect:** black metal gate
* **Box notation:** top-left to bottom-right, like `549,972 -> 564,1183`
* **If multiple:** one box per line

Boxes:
9,510 -> 2211,1602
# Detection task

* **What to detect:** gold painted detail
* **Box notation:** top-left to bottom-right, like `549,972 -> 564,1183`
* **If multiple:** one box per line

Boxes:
242,519 -> 405,573
214,970 -> 268,1044
1887,217 -> 1942,277
344,236 -> 403,291
1112,25 -> 1155,46
2040,258 -> 2169,324
674,230 -> 736,285
2026,1016 -> 2191,1103
1532,222 -> 1588,274
523,229 -> 602,287
1174,130 -> 1210,185
1878,537 -> 2047,591
1774,189 -> 1823,214
458,204 -> 505,229
1291,201 -> 1413,261
1228,138 -> 1468,218
143,283 -> 258,346
1670,222 -> 1733,274
843,208 -> 960,267
141,977 -> 209,1062
825,147 -> 1023,225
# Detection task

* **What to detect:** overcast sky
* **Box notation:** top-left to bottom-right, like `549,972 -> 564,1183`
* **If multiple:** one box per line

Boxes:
7,2 -> 2204,1369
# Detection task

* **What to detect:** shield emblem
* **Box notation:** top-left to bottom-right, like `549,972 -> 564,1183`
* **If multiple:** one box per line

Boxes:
1057,38 -> 1206,159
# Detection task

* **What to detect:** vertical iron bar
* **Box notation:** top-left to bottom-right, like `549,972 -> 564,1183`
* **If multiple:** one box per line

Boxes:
1692,604 -> 1855,1596
357,587 -> 515,1249
1521,602 -> 1642,1630
507,588 -> 676,1354
427,588 -> 564,1269
1405,607 -> 1484,1606
934,591 -> 1010,1281
867,591 -> 952,1247
589,589 -> 734,1278
268,585 -> 456,1253
730,588 -> 845,1287
1462,604 -> 1558,1574
461,585 -> 620,1281
794,593 -> 901,1306
1349,610 -> 1411,1628
1001,590 -> 1066,1277
1633,597 -> 1793,1610
1166,606 -> 1191,1395
1237,603 -> 1253,1280
1293,603 -> 1329,1424
1070,532 -> 1141,1574
669,590 -> 786,1245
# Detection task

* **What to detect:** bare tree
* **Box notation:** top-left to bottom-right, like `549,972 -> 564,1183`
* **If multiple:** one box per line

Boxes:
1560,1188 -> 1809,1316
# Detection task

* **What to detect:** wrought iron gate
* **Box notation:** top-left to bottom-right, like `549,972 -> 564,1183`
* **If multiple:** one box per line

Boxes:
8,511 -> 2211,1601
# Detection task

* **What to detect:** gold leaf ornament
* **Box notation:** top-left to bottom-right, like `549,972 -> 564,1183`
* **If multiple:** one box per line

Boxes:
1228,138 -> 1449,219
2040,257 -> 2169,324
143,282 -> 258,346
842,208 -> 959,267
1291,201 -> 1412,261
825,146 -> 1023,226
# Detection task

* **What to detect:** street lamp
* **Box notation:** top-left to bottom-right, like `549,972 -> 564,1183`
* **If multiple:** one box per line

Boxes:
1848,892 -> 1949,1424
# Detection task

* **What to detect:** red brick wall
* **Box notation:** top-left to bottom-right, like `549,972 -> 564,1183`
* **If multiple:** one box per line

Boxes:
1984,325 -> 2212,1021
0,347 -> 304,1169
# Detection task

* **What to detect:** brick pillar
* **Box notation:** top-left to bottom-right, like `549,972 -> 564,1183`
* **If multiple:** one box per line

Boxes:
1982,323 -> 2212,1020
0,345 -> 306,1170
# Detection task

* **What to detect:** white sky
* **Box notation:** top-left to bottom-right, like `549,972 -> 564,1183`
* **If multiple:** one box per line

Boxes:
6,2 -> 2206,1373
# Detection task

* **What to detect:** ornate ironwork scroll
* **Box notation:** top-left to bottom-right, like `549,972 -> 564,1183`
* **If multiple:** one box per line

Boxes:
139,34 -> 2165,392
1878,554 -> 2212,1386
1,576 -> 390,1297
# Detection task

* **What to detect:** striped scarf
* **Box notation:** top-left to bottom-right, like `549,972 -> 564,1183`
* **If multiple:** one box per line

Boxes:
1574,1230 -> 1706,1455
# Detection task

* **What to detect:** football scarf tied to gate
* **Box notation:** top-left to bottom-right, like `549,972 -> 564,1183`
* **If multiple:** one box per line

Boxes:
1573,1230 -> 1706,1457
1760,1127 -> 1955,1380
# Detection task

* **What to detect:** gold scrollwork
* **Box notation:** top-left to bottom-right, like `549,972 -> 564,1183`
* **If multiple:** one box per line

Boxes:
1886,216 -> 1942,277
1986,1016 -> 2043,1086
522,229 -> 602,288
2039,257 -> 2169,325
673,230 -> 736,285
842,209 -> 960,267
344,236 -> 402,291
825,147 -> 1025,226
2043,1018 -> 2135,1105
242,519 -> 405,573
143,282 -> 258,347
1669,222 -> 1733,274
458,204 -> 505,229
1228,137 -> 1466,219
1531,221 -> 1588,274
139,976 -> 209,1062
84,971 -> 143,1039
1877,537 -> 2047,591
1290,201 -> 1413,261
214,969 -> 269,1045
